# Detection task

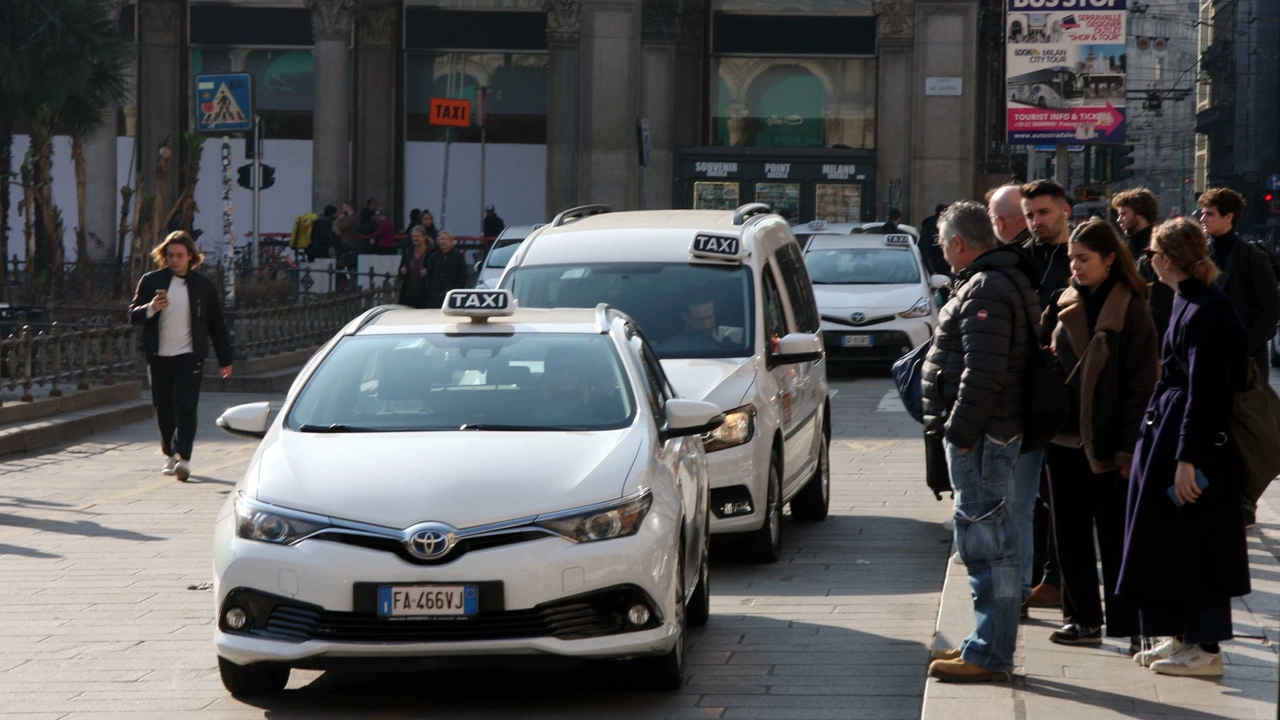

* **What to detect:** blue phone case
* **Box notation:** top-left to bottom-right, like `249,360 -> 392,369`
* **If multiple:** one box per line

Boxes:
1168,470 -> 1210,506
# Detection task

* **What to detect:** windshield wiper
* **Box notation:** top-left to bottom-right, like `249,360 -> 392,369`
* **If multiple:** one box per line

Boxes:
296,423 -> 377,433
458,423 -> 574,432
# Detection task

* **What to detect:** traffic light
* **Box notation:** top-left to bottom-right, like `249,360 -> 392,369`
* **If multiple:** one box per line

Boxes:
1110,144 -> 1136,182
261,165 -> 275,190
237,164 -> 252,189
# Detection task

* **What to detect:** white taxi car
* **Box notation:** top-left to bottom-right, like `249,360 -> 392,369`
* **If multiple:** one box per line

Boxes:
802,232 -> 949,366
499,204 -> 831,563
474,224 -> 544,289
212,289 -> 722,695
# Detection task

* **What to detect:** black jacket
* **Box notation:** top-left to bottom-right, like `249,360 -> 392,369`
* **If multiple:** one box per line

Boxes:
1020,234 -> 1072,309
1211,230 -> 1280,358
309,215 -> 338,261
128,268 -> 234,367
922,247 -> 1041,448
1126,225 -> 1174,339
427,248 -> 469,306
483,214 -> 506,238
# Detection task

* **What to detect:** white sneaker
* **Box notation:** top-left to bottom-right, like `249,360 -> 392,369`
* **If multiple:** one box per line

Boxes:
174,457 -> 191,482
1150,644 -> 1224,677
161,456 -> 178,476
1134,637 -> 1179,667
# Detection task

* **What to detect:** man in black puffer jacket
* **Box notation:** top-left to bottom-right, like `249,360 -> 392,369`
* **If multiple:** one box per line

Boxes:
923,202 -> 1040,685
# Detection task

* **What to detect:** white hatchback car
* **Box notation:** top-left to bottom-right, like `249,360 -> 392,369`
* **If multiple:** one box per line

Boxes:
802,233 -> 949,366
474,224 -> 544,289
212,289 -> 721,695
499,204 -> 831,563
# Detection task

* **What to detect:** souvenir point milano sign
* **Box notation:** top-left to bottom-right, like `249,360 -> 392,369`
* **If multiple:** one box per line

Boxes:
1006,0 -> 1127,144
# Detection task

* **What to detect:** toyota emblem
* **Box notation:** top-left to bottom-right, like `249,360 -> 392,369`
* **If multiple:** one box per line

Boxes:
404,523 -> 458,560
851,312 -> 866,324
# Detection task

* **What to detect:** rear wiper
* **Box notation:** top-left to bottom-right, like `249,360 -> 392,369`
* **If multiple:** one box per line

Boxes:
296,424 -> 377,433
458,423 -> 565,432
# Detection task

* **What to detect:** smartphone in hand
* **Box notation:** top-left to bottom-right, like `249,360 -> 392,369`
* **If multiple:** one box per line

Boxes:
1167,469 -> 1210,507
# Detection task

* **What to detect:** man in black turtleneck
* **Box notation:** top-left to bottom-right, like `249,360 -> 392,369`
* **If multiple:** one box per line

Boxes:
1019,180 -> 1074,310
1112,188 -> 1173,338
1199,188 -> 1280,379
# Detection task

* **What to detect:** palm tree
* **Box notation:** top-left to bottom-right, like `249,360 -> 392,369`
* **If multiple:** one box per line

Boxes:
0,0 -> 130,289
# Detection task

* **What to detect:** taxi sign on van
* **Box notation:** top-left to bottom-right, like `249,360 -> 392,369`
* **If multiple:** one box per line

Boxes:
442,289 -> 515,321
807,220 -> 827,230
885,234 -> 912,247
690,233 -> 745,263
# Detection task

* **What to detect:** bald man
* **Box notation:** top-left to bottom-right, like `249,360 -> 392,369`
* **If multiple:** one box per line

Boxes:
987,184 -> 1032,245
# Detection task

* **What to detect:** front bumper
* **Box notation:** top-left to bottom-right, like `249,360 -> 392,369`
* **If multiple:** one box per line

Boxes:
821,318 -> 932,364
703,439 -> 767,535
213,511 -> 678,665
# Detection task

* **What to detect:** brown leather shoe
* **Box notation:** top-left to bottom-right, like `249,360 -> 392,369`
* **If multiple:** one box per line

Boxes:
1027,582 -> 1062,608
928,658 -> 1011,683
930,647 -> 962,661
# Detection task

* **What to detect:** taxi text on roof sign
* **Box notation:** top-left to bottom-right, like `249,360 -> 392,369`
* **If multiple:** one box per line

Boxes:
884,234 -> 912,247
690,234 -> 744,263
442,289 -> 515,320
430,97 -> 472,128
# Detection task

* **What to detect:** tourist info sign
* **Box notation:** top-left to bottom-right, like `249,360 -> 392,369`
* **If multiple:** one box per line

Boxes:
1005,0 -> 1127,144
195,74 -> 253,133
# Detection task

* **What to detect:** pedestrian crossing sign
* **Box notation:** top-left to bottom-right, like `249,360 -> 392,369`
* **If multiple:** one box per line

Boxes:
195,73 -> 253,133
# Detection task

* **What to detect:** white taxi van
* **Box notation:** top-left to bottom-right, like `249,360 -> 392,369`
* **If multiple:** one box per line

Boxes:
802,232 -> 949,366
499,204 -> 831,563
212,289 -> 722,694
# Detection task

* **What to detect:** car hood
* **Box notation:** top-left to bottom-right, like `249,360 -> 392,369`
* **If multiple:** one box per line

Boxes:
659,357 -> 756,411
813,284 -> 924,311
247,425 -> 645,529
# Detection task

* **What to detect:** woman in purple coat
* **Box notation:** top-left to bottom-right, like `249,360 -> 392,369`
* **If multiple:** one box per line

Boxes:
1118,218 -> 1250,677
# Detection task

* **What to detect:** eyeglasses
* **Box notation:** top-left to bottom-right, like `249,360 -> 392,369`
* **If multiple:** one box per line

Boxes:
1142,248 -> 1160,261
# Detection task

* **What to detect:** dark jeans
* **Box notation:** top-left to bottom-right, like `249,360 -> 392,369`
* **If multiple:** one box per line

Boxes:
1044,444 -> 1138,637
1139,597 -> 1234,644
147,353 -> 204,461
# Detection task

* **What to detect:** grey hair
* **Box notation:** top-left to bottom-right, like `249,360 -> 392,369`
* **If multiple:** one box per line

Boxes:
938,201 -> 999,253
410,225 -> 429,239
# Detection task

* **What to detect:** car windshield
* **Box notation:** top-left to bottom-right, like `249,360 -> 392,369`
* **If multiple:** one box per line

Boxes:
485,239 -> 524,268
805,248 -> 921,285
286,333 -> 635,432
505,263 -> 754,359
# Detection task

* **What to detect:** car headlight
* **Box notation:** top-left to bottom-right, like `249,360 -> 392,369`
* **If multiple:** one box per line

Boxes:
234,492 -> 333,545
703,404 -> 755,452
535,490 -> 652,543
899,297 -> 932,319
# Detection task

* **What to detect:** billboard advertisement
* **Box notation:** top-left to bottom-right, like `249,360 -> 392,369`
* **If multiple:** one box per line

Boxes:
1006,0 -> 1127,145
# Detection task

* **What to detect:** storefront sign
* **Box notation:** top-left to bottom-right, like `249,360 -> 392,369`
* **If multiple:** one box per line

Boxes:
822,164 -> 858,180
430,97 -> 472,127
695,161 -> 739,178
925,77 -> 963,96
765,163 -> 791,179
1006,0 -> 1127,144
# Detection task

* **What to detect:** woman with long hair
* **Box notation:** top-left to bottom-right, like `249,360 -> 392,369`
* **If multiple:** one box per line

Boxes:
1039,219 -> 1159,652
398,225 -> 433,309
1119,218 -> 1251,677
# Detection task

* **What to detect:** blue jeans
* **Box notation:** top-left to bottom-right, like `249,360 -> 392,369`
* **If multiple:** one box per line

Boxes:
945,435 -> 1023,672
1013,449 -> 1044,600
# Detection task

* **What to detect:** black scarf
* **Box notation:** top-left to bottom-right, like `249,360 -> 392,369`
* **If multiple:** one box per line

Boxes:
1078,273 -> 1118,334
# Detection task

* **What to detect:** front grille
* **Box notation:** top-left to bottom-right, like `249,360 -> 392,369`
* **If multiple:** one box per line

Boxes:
315,530 -> 549,566
821,313 -> 895,328
226,586 -> 655,644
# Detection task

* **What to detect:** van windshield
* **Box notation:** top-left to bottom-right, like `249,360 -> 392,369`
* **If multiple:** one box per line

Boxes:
505,263 -> 754,359
286,334 -> 635,432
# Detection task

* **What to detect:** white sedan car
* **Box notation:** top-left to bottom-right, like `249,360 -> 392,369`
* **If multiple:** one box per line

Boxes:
212,289 -> 721,695
802,233 -> 949,365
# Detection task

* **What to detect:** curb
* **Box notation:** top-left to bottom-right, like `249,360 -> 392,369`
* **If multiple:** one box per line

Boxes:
0,399 -> 154,459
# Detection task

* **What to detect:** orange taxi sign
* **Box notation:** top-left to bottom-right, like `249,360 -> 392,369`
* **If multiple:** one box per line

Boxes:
430,97 -> 472,128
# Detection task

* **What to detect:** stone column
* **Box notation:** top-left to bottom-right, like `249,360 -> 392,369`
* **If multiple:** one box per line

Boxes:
672,0 -> 706,151
578,0 -> 643,210
640,0 -> 681,210
353,0 -> 398,220
136,0 -> 183,202
911,1 -> 978,217
544,0 -> 581,217
83,0 -> 126,263
305,0 -> 355,212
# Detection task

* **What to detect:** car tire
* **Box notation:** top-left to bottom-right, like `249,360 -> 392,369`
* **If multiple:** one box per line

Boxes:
748,459 -> 783,563
217,656 -> 289,696
633,545 -> 686,690
791,431 -> 830,522
688,520 -> 711,628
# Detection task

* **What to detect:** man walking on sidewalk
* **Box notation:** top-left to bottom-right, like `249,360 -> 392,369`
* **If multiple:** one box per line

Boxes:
922,202 -> 1040,683
129,231 -> 234,482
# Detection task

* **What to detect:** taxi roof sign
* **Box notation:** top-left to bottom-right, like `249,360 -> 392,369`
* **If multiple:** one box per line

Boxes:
807,220 -> 827,230
690,233 -> 746,264
442,289 -> 516,321
884,234 -> 912,247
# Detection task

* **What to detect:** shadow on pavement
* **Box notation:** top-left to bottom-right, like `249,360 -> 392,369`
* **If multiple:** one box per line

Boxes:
0,512 -> 163,544
1024,676 -> 1270,719
233,617 -> 932,719
0,542 -> 59,558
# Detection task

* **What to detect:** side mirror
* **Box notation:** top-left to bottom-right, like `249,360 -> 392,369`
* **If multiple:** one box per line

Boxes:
772,332 -> 825,365
216,402 -> 272,440
661,399 -> 726,441
929,274 -> 951,290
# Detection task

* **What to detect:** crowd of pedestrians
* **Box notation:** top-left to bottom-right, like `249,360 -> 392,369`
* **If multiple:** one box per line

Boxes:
921,181 -> 1277,684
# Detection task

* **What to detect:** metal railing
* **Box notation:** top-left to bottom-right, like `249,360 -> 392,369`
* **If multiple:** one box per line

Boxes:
1,316 -> 141,405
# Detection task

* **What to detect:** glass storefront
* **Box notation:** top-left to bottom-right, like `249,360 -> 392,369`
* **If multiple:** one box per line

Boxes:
693,181 -> 741,210
815,183 -> 862,223
405,52 -> 548,143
